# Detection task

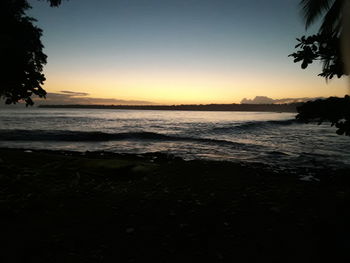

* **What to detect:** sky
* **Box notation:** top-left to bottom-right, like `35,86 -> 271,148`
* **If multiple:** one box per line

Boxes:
28,0 -> 350,105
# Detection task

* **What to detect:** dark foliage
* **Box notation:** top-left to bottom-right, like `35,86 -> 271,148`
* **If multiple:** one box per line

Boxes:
291,0 -> 350,135
1,0 -> 63,105
289,34 -> 345,80
297,95 -> 350,135
290,1 -> 346,80
41,0 -> 63,7
291,0 -> 346,79
300,0 -> 343,36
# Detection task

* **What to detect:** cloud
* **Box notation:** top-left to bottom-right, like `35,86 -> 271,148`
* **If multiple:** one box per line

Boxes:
241,96 -> 275,104
59,90 -> 90,97
34,90 -> 155,105
241,96 -> 324,104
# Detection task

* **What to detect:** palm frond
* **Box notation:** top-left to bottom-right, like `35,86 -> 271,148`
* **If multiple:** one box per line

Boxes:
319,0 -> 343,36
300,0 -> 334,28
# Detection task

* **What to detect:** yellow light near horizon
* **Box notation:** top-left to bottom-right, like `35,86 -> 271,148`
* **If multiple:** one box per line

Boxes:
42,69 -> 350,105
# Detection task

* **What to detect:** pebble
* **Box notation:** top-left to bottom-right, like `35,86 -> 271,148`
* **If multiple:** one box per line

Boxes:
126,227 -> 135,234
169,210 -> 176,216
270,207 -> 280,213
299,175 -> 316,182
195,200 -> 202,206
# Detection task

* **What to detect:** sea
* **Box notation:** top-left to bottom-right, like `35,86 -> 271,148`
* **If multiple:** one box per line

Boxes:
1,108 -> 350,170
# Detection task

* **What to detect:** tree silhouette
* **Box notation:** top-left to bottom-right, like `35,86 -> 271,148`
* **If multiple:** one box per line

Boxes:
301,0 -> 343,35
290,0 -> 345,79
290,0 -> 350,135
1,0 -> 63,106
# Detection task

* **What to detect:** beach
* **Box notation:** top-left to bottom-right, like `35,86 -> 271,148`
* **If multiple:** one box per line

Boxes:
3,0 -> 350,261
1,148 -> 350,262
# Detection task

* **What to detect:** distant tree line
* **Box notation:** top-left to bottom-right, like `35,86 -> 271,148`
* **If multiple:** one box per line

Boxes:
38,103 -> 301,113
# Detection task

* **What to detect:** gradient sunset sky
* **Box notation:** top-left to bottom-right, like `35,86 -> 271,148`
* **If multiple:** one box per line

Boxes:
29,0 -> 349,104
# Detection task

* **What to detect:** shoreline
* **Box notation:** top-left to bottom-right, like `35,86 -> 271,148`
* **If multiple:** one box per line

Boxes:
0,146 -> 347,175
1,147 -> 350,261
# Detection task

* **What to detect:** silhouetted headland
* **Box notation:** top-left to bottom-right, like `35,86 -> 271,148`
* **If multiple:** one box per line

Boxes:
38,103 -> 301,112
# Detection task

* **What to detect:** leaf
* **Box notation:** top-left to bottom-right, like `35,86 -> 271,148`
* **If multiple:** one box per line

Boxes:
301,61 -> 309,69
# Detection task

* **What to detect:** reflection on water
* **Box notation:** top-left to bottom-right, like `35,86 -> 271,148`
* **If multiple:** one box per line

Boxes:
1,108 -> 350,169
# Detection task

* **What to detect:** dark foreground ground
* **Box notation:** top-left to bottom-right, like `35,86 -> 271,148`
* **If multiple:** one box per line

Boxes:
1,148 -> 350,262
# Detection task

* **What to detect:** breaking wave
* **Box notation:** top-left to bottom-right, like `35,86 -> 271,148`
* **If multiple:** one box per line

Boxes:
211,119 -> 298,132
0,129 -> 254,148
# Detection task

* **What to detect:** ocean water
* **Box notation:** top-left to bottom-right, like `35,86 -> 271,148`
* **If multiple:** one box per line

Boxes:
1,108 -> 350,169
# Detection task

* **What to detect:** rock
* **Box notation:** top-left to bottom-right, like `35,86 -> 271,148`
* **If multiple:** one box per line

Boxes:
126,227 -> 135,234
169,210 -> 176,216
299,175 -> 316,182
217,253 -> 224,260
70,172 -> 80,187
270,207 -> 280,213
195,200 -> 202,206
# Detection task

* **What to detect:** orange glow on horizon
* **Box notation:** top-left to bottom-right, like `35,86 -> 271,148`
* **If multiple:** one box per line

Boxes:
42,67 -> 350,105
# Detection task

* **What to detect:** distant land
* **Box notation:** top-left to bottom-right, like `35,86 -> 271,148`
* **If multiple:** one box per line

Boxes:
240,96 -> 324,104
38,103 -> 301,112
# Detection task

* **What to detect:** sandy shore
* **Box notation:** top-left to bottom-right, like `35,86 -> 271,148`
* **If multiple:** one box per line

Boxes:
1,148 -> 350,262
